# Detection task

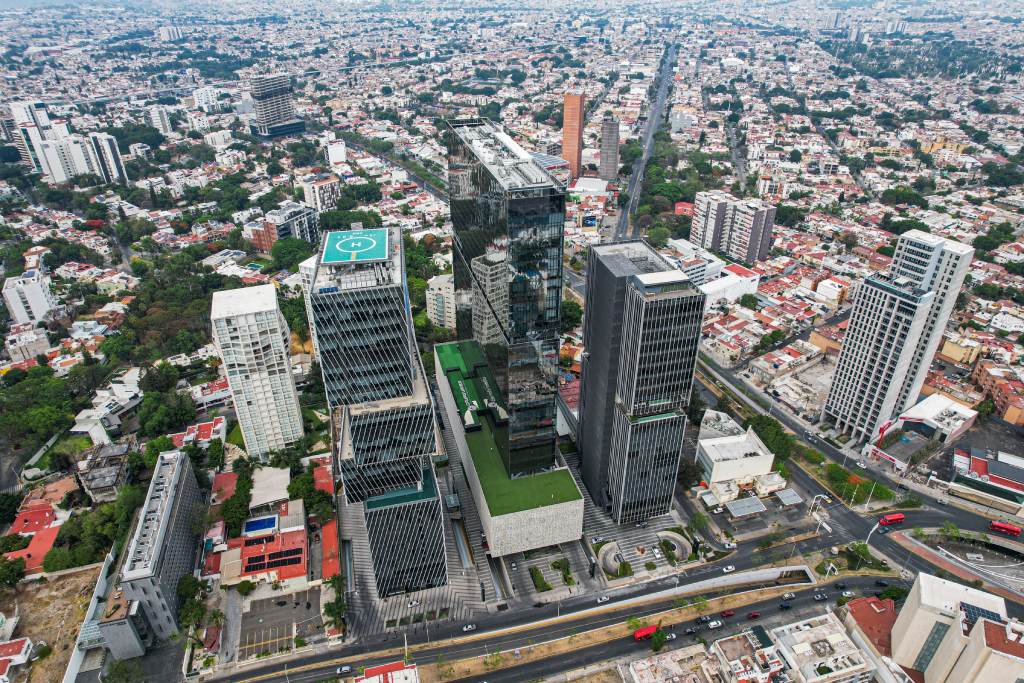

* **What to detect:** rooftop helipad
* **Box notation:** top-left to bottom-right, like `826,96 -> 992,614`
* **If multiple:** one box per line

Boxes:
321,228 -> 390,264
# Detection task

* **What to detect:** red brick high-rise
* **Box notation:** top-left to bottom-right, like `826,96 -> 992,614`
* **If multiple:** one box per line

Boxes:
562,90 -> 585,181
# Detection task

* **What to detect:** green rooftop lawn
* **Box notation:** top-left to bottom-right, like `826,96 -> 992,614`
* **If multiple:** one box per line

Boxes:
436,341 -> 581,517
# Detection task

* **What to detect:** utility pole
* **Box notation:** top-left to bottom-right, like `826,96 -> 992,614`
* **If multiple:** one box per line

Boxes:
863,481 -> 877,512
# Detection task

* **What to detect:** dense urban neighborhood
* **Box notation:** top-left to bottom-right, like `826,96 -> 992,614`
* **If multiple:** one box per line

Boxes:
1,1 -> 1024,682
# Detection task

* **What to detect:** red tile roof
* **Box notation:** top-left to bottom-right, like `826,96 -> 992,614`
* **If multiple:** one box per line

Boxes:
0,638 -> 30,659
846,596 -> 897,656
321,519 -> 340,581
5,525 -> 60,573
7,501 -> 55,535
983,620 -> 1024,658
313,466 -> 334,496
211,473 -> 238,505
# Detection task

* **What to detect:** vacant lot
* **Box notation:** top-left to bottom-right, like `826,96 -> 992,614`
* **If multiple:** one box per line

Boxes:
0,565 -> 102,683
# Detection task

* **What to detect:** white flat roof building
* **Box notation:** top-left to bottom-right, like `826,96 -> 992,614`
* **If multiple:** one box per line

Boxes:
772,612 -> 876,683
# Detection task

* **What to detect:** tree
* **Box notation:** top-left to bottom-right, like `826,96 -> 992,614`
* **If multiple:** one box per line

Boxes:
647,226 -> 670,248
104,659 -> 146,683
840,232 -> 858,252
788,149 -> 803,163
271,238 -> 314,272
651,629 -> 668,651
690,595 -> 709,614
690,511 -> 710,532
744,415 -> 794,460
561,300 -> 583,332
0,557 -> 24,587
236,580 -> 256,596
207,439 -> 225,471
940,521 -> 960,540
0,493 -> 19,525
738,293 -> 758,310
677,458 -> 704,489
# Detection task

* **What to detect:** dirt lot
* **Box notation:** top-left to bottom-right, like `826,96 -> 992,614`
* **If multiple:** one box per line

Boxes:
0,565 -> 102,683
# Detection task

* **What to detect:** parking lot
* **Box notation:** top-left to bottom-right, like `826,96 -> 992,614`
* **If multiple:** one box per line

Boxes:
238,588 -> 323,660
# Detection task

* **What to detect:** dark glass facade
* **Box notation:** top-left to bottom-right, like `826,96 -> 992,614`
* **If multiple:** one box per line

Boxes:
444,118 -> 565,477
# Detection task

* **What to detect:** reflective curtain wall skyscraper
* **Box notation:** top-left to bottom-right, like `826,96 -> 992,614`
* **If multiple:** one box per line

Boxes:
443,118 -> 566,477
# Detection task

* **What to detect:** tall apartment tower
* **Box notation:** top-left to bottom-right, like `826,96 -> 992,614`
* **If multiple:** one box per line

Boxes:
307,228 -> 447,598
562,90 -> 585,181
249,73 -> 305,138
9,100 -> 55,172
888,230 -> 973,415
99,450 -> 203,659
148,106 -> 173,136
822,274 -> 933,443
2,269 -> 59,325
87,132 -> 128,185
578,241 -> 705,523
599,113 -> 620,181
211,284 -> 304,459
444,118 -> 566,477
692,190 -> 776,263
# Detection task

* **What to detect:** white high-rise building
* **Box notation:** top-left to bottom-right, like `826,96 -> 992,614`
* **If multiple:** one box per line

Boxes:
298,255 -> 319,362
3,269 -> 59,325
692,190 -> 776,263
211,284 -> 304,459
888,230 -> 973,415
192,86 -> 219,113
37,132 -> 126,185
299,173 -> 342,214
157,26 -> 183,41
426,274 -> 456,329
149,106 -> 173,136
822,274 -> 933,443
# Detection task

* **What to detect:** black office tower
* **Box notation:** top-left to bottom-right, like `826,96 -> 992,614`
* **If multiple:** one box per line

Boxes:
444,118 -> 566,477
578,241 -> 705,523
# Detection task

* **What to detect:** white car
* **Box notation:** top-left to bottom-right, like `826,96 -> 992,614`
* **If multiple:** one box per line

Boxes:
842,591 -> 855,598
653,549 -> 663,559
707,620 -> 723,629
408,600 -> 421,608
665,632 -> 677,640
723,542 -> 737,550
596,595 -> 609,604
722,565 -> 736,573
712,507 -> 725,514
857,461 -> 867,469
462,624 -> 477,632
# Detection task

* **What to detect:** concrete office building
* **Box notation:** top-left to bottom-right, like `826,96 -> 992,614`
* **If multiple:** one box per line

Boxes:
249,72 -> 305,138
98,450 -> 203,658
211,284 -> 304,459
326,139 -> 347,166
772,612 -> 877,683
891,573 -> 1024,683
265,200 -> 319,244
694,410 -> 782,506
444,118 -> 566,477
300,173 -> 342,215
562,90 -> 585,180
889,230 -> 973,416
149,105 -> 173,136
2,269 -> 59,325
309,228 -> 448,597
426,273 -> 456,329
578,241 -> 705,522
692,190 -> 776,263
599,113 -> 620,181
822,275 -> 934,444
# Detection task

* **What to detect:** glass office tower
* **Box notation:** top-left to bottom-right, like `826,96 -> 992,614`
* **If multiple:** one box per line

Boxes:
443,118 -> 566,477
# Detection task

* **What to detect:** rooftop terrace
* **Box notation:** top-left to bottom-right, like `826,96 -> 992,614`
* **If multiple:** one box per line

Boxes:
436,341 -> 581,516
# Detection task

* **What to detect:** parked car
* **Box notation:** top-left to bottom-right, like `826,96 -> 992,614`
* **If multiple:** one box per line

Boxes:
723,541 -> 737,550
665,632 -> 677,640
857,461 -> 867,469
835,582 -> 848,590
596,595 -> 609,604
842,591 -> 855,598
782,592 -> 795,600
462,624 -> 477,632
408,600 -> 421,608
746,611 -> 761,620
875,580 -> 890,588
696,615 -> 711,624
814,594 -> 827,602
685,627 -> 698,635
635,521 -> 649,528
591,536 -> 606,544
779,603 -> 793,610
509,561 -> 518,572
653,549 -> 663,559
713,507 -> 725,514
722,565 -> 736,573
707,620 -> 723,629
337,665 -> 354,675
721,609 -> 735,617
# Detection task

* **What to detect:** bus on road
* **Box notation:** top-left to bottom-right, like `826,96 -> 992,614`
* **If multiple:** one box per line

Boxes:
633,625 -> 659,641
879,513 -> 905,526
990,521 -> 1022,537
